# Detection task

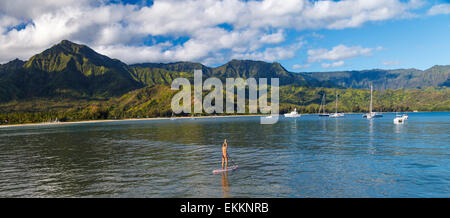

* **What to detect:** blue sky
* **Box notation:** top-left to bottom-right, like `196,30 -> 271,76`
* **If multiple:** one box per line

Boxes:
0,0 -> 449,72
284,10 -> 450,71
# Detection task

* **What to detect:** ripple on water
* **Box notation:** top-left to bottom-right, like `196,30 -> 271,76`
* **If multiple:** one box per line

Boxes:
0,113 -> 449,197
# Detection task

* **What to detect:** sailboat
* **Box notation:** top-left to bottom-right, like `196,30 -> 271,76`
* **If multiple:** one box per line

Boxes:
318,93 -> 330,117
284,108 -> 300,118
329,91 -> 344,117
393,112 -> 405,124
363,84 -> 383,119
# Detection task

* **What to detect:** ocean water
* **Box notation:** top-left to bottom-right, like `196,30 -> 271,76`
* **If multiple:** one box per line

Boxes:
0,112 -> 449,197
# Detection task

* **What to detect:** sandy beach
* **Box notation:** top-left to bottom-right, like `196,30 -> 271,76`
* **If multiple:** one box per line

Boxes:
0,114 -> 265,128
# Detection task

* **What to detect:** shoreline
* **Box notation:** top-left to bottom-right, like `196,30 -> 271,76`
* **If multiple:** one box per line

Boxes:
0,111 -> 446,128
0,114 -> 263,128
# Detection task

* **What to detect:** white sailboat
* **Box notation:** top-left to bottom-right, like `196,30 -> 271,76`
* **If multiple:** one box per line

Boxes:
363,84 -> 383,119
394,113 -> 405,124
329,91 -> 344,118
318,93 -> 330,117
284,108 -> 300,118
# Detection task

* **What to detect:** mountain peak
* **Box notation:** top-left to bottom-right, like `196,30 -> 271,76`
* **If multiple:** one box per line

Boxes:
7,58 -> 25,65
6,40 -> 140,99
57,39 -> 85,47
59,39 -> 74,45
50,39 -> 87,53
0,58 -> 25,72
24,39 -> 122,73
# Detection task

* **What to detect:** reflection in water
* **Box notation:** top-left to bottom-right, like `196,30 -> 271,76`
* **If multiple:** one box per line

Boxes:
394,121 -> 404,134
368,118 -> 374,135
367,118 -> 375,152
221,172 -> 231,198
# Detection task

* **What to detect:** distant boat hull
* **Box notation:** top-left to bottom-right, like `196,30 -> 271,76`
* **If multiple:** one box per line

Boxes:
284,114 -> 300,118
329,113 -> 344,118
394,116 -> 405,124
363,113 -> 383,119
318,114 -> 330,117
284,108 -> 300,118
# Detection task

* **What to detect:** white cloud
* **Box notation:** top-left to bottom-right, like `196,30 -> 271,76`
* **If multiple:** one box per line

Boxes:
310,32 -> 324,39
307,44 -> 375,63
230,41 -> 303,63
375,46 -> 385,51
259,30 -> 285,44
428,4 -> 450,15
0,0 -> 425,64
322,61 -> 345,68
292,63 -> 311,69
382,60 -> 401,66
0,0 -> 92,19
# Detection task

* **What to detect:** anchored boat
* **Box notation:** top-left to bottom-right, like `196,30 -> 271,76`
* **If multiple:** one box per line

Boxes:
394,114 -> 405,124
363,84 -> 383,119
329,91 -> 344,118
318,93 -> 330,117
284,108 -> 301,118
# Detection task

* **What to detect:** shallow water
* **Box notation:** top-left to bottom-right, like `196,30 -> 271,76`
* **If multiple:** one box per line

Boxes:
0,112 -> 449,197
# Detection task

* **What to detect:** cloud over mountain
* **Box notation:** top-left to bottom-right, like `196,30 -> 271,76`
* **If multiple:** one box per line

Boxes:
307,44 -> 382,68
0,0 -> 425,64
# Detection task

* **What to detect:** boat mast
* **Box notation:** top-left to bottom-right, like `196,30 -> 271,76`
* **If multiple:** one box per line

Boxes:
370,84 -> 373,114
322,93 -> 326,114
335,91 -> 338,114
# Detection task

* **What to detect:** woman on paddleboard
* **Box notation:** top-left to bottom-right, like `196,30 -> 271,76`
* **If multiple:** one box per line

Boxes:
222,139 -> 228,169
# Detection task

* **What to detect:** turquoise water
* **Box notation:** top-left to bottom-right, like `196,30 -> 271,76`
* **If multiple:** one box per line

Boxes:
0,112 -> 449,197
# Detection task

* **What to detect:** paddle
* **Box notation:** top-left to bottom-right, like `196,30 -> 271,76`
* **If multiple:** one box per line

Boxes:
226,152 -> 238,167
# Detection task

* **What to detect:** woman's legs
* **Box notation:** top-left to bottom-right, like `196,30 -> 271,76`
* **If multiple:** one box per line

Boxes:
221,156 -> 228,169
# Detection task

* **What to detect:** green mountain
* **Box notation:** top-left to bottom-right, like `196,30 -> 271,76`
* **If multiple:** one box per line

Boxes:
211,59 -> 323,86
305,66 -> 450,90
24,40 -> 142,96
132,62 -> 213,75
129,66 -> 195,86
131,59 -> 324,87
3,40 -> 447,104
133,60 -> 449,90
0,40 -> 142,101
0,58 -> 26,73
0,40 -> 331,104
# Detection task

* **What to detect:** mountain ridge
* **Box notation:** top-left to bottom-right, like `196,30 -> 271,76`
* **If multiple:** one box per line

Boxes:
304,65 -> 450,90
0,40 -> 449,103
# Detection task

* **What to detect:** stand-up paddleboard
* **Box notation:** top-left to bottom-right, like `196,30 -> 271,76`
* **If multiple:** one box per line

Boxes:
212,165 -> 238,174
